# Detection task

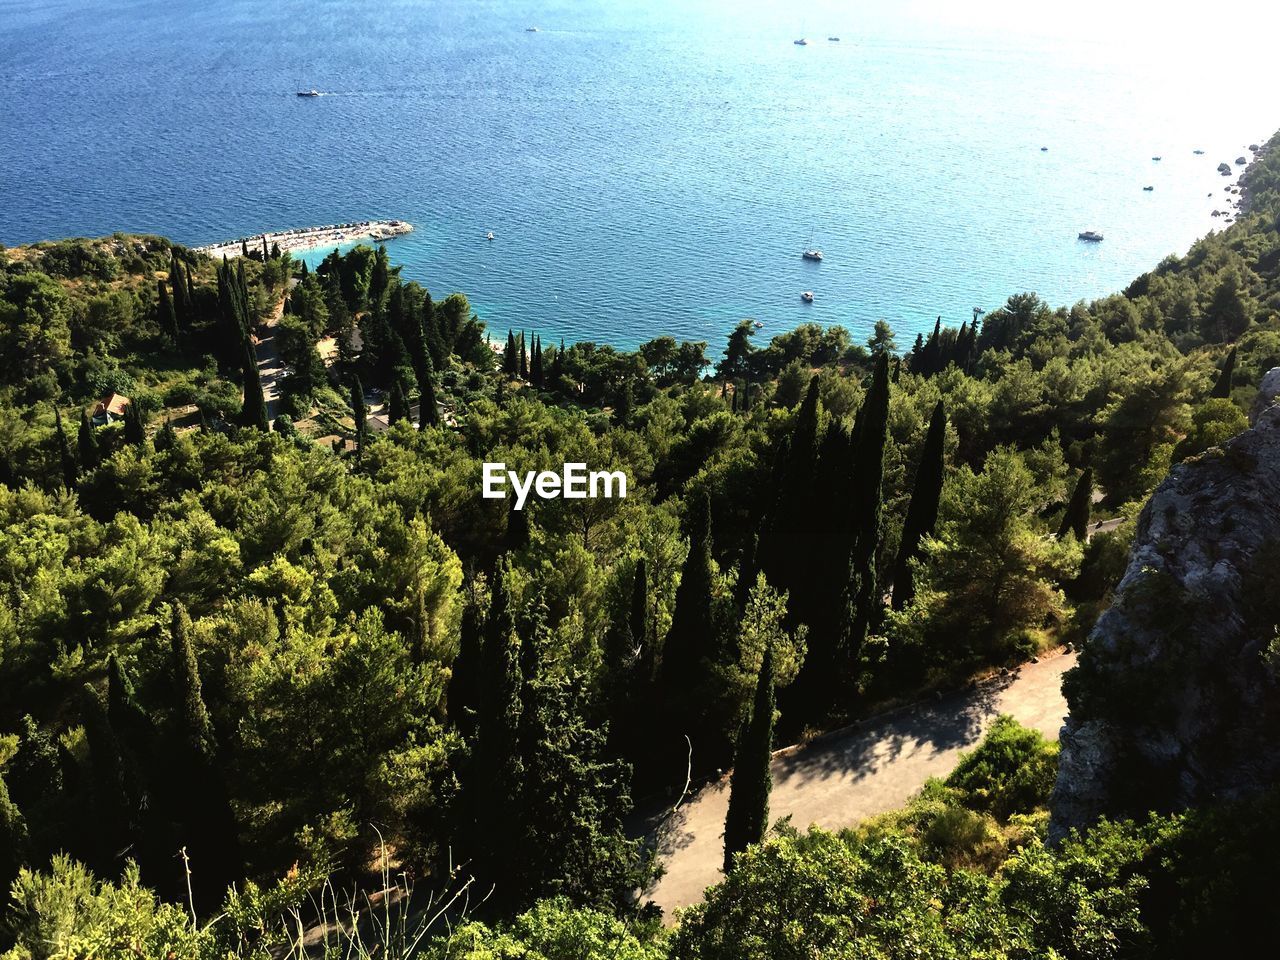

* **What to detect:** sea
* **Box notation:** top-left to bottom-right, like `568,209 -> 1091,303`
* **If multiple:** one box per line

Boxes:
2,0 -> 1277,350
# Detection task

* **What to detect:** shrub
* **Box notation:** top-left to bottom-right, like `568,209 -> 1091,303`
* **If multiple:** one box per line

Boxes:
945,715 -> 1058,818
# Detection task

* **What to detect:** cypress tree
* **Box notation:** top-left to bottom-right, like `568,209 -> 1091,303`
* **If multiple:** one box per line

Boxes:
240,336 -> 269,431
630,557 -> 649,664
0,773 -> 29,898
241,239 -> 250,258
892,400 -> 947,611
552,339 -> 566,382
122,401 -> 145,445
616,380 -> 634,424
171,604 -> 215,760
723,643 -> 775,872
388,379 -> 408,425
271,241 -> 281,259
1058,467 -> 1093,542
469,562 -> 524,888
155,419 -> 176,453
418,353 -> 440,429
54,405 -> 78,490
448,597 -> 485,736
169,603 -> 242,908
658,494 -> 720,775
504,495 -> 530,553
77,411 -> 100,472
157,280 -> 179,344
531,335 -> 544,386
759,376 -> 822,628
351,375 -> 367,452
107,654 -> 155,746
184,262 -> 197,319
504,330 -> 518,374
80,684 -> 140,873
845,353 -> 891,660
1212,345 -> 1237,399
169,254 -> 190,332
519,332 -> 529,379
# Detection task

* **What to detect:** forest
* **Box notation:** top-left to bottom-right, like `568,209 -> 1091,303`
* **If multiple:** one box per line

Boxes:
2,132 -> 1280,957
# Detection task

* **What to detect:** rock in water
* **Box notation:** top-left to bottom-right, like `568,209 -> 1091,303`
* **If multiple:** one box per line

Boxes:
1050,370 -> 1280,840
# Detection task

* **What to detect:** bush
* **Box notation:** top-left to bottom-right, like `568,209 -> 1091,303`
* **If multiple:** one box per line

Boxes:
945,715 -> 1058,818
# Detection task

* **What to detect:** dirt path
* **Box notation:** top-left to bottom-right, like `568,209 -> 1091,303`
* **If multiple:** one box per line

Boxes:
645,651 -> 1076,920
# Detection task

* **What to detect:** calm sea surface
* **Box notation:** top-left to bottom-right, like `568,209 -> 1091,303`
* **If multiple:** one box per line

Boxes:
2,0 -> 1276,348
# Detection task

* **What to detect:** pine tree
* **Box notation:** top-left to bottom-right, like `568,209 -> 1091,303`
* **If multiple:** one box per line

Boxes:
77,411 -> 100,472
723,644 -> 775,872
155,419 -> 176,453
892,400 -> 947,611
1058,467 -> 1093,542
54,405 -> 77,490
1212,345 -> 1238,399
351,375 -> 367,452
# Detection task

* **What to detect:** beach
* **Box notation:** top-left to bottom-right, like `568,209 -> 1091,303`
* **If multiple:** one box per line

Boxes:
194,220 -> 412,259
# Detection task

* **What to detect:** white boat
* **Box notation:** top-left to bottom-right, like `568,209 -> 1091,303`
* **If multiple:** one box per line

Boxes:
802,249 -> 823,261
828,36 -> 840,41
794,38 -> 808,45
753,320 -> 764,329
486,231 -> 495,240
800,291 -> 815,303
526,26 -> 539,32
296,89 -> 321,97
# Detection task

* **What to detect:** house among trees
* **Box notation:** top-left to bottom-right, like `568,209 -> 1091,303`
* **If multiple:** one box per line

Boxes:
87,391 -> 131,427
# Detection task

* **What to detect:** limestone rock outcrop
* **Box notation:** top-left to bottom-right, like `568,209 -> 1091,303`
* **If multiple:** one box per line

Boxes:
1050,370 -> 1280,838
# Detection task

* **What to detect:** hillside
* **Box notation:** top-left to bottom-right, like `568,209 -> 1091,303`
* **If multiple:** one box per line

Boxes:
2,131 -> 1280,957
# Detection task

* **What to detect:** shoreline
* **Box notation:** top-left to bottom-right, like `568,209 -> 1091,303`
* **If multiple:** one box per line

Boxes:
193,219 -> 412,259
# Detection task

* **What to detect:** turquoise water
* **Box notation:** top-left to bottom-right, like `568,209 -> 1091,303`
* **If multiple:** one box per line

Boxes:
2,0 -> 1276,348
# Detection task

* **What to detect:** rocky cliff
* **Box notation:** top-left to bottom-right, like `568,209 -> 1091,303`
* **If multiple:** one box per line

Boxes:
1051,371 -> 1280,838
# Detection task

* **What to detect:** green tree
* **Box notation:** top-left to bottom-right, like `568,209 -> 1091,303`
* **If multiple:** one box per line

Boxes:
892,400 -> 946,611
658,494 -> 722,776
1172,399 -> 1249,461
156,279 -> 179,344
53,405 -> 78,490
1057,467 -> 1093,541
723,644 -> 775,872
0,773 -> 29,899
845,353 -> 891,662
351,374 -> 367,452
240,336 -> 269,431
1212,345 -> 1237,399
77,410 -> 101,472
867,319 -> 897,357
467,562 -> 524,897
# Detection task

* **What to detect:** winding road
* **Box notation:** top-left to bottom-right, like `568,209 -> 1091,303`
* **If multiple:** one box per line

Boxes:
644,650 -> 1076,920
